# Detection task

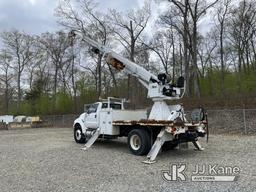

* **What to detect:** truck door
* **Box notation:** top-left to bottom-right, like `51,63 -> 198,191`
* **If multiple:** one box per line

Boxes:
85,103 -> 99,128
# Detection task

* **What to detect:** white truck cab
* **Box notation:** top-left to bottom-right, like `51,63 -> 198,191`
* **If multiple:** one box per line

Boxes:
74,98 -> 147,142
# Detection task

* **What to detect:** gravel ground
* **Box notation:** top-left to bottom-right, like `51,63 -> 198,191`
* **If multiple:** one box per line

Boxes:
0,128 -> 255,192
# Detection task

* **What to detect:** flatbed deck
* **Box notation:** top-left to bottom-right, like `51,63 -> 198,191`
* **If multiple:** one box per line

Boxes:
113,119 -> 206,128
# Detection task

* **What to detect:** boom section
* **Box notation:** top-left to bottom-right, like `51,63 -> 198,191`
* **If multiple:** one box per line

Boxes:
82,35 -> 159,86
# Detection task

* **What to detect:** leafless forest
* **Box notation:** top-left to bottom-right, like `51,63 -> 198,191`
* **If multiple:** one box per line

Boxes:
0,0 -> 256,115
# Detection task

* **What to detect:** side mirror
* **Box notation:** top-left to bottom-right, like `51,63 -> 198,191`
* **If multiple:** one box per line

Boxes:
84,105 -> 90,113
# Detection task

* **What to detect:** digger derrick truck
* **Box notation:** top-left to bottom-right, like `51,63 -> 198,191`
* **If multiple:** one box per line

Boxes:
71,31 -> 208,163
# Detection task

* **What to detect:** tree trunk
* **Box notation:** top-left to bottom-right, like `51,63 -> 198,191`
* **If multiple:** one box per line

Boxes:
250,39 -> 256,71
53,64 -> 58,112
107,64 -> 117,94
179,41 -> 183,76
128,21 -> 138,108
220,21 -> 225,97
172,32 -> 176,82
71,53 -> 77,112
191,20 -> 200,98
183,0 -> 190,97
4,83 -> 9,113
96,54 -> 103,99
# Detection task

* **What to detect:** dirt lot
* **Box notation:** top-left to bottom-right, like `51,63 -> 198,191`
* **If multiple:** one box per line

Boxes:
0,128 -> 256,192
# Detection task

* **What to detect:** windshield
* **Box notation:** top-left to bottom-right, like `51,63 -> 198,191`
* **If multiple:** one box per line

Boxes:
86,103 -> 99,114
102,103 -> 122,110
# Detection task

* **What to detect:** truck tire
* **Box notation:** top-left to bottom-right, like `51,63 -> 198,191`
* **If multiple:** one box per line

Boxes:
162,140 -> 179,151
74,124 -> 86,143
128,129 -> 151,156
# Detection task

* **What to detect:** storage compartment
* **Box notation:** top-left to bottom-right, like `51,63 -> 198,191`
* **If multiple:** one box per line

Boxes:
99,109 -> 147,135
112,110 -> 147,121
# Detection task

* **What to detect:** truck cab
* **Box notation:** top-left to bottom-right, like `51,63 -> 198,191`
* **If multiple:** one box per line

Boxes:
73,97 -> 147,143
83,101 -> 123,129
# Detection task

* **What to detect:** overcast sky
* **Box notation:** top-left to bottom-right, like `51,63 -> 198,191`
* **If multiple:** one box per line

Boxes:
0,0 -> 215,37
0,0 -> 142,35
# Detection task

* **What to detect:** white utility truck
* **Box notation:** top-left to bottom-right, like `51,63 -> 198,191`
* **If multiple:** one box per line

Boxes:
71,31 -> 208,163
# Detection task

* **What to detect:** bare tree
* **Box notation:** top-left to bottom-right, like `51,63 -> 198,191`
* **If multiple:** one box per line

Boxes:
32,37 -> 52,93
56,0 -> 117,98
215,0 -> 231,95
187,0 -> 219,97
161,0 -> 218,97
228,0 -> 256,73
148,31 -> 172,76
1,30 -> 35,113
0,50 -> 14,113
108,1 -> 151,105
148,28 -> 182,83
197,30 -> 218,96
40,31 -> 73,106
161,0 -> 191,95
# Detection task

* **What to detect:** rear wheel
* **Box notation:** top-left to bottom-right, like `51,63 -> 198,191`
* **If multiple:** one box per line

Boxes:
74,124 -> 86,143
128,129 -> 151,156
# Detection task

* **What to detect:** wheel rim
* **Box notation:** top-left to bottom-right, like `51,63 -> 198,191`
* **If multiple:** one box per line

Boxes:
130,134 -> 141,151
76,129 -> 82,140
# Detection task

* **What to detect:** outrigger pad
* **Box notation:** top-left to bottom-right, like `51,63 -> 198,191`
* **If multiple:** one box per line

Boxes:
193,140 -> 205,151
142,159 -> 156,164
81,147 -> 88,151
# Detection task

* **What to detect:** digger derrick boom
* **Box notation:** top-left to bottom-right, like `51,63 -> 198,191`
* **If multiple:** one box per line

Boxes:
74,33 -> 186,100
105,52 -> 159,87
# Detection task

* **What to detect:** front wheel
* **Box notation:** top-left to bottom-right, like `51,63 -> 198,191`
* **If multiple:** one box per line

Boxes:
74,125 -> 86,143
127,129 -> 151,156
